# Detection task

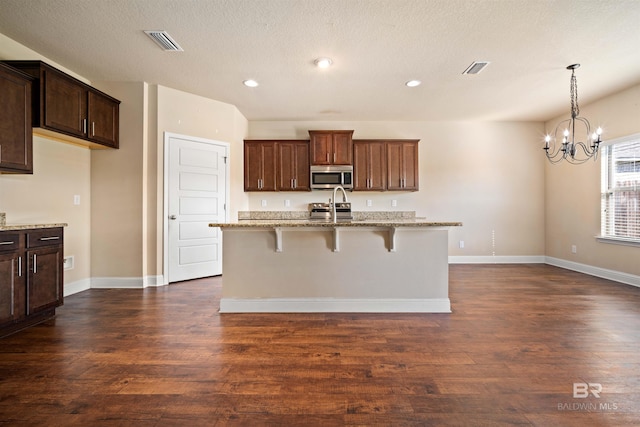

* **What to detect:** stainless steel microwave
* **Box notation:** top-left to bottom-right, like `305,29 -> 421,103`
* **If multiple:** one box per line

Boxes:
310,165 -> 353,190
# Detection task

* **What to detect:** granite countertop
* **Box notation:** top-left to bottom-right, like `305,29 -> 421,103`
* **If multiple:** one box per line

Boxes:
209,219 -> 462,228
0,214 -> 67,231
0,223 -> 68,231
211,210 -> 461,228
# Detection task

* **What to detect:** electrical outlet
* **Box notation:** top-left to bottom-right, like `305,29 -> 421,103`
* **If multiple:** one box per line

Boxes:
284,200 -> 290,207
366,200 -> 372,207
73,195 -> 80,205
261,200 -> 267,207
391,199 -> 397,207
571,245 -> 577,254
459,240 -> 465,249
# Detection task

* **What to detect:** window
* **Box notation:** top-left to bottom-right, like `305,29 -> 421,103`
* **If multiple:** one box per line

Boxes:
601,134 -> 640,243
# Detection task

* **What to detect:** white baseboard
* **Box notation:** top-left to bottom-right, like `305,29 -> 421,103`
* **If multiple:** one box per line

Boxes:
90,276 -> 167,289
545,257 -> 640,288
64,278 -> 91,296
219,298 -> 451,313
449,255 -> 545,264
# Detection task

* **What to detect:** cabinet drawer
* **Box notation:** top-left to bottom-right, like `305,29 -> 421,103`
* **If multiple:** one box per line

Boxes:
27,228 -> 63,248
0,233 -> 20,252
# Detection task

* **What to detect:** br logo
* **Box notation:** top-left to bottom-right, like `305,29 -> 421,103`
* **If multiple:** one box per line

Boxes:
573,383 -> 602,398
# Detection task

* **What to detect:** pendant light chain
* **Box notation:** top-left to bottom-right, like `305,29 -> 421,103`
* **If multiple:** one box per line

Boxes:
570,69 -> 579,119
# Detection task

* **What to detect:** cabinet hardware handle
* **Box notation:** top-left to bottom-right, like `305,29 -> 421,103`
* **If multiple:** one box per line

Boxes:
33,254 -> 37,274
169,215 -> 177,220
39,236 -> 60,241
92,122 -> 95,137
333,152 -> 336,163
83,119 -> 87,134
0,241 -> 14,245
18,256 -> 22,278
294,178 -> 297,188
326,153 -> 330,162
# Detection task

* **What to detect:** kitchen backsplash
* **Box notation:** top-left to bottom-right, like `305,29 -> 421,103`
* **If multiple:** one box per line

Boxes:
238,210 -> 416,221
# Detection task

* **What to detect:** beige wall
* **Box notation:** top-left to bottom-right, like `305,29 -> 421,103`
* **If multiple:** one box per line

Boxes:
88,84 -> 250,284
1,33 -> 92,291
90,81 -> 148,280
545,83 -> 640,276
248,121 -> 546,257
156,85 -> 249,222
2,29 -> 637,288
0,138 -> 91,287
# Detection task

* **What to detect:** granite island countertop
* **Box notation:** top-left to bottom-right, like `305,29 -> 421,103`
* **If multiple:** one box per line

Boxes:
209,219 -> 462,228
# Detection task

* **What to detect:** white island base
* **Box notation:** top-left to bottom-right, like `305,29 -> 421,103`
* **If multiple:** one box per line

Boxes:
216,224 -> 454,313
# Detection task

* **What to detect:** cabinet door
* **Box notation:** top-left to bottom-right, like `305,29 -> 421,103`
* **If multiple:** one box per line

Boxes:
293,142 -> 310,190
277,141 -> 310,191
88,90 -> 119,148
332,133 -> 353,165
27,245 -> 63,315
353,141 -> 386,191
244,141 -> 277,191
401,141 -> 419,190
353,142 -> 370,190
43,68 -> 87,138
0,252 -> 22,326
0,64 -> 33,173
310,133 -> 332,165
387,141 -> 419,191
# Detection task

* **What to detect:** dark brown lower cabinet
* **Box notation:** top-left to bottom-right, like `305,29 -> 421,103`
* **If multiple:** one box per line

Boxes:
0,227 -> 63,338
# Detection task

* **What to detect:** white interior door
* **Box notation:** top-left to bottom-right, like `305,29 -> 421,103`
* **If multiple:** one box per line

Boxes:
168,134 -> 227,283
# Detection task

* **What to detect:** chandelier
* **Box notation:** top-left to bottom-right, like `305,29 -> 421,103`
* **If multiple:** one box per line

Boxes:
544,64 -> 603,164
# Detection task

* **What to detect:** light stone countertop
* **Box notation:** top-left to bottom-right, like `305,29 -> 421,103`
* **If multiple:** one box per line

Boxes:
209,219 -> 462,228
0,223 -> 67,231
0,212 -> 67,231
214,210 -> 461,228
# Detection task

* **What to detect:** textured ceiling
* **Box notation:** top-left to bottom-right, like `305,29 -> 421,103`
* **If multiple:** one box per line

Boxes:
0,0 -> 639,122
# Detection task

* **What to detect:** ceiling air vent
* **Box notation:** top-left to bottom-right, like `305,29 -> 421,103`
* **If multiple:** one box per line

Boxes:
462,61 -> 490,75
144,30 -> 184,51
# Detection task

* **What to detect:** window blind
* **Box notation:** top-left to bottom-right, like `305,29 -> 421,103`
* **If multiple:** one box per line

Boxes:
601,138 -> 640,241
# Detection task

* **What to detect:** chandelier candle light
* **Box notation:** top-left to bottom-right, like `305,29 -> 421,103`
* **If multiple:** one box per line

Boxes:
544,64 -> 603,164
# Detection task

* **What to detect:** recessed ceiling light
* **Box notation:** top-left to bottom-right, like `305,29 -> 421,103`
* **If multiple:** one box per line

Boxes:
243,79 -> 259,87
314,57 -> 333,68
405,80 -> 421,87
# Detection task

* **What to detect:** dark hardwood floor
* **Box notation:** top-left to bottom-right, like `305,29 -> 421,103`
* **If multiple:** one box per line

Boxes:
1,264 -> 639,426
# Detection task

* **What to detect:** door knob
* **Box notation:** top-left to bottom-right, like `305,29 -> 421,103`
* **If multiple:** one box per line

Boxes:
169,215 -> 177,220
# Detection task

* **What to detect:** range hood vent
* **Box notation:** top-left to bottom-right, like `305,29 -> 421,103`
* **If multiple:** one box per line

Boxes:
462,61 -> 490,75
144,30 -> 184,51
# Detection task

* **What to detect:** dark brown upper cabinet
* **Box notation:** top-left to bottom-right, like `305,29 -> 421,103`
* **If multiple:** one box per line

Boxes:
2,61 -> 120,149
277,140 -> 310,191
309,130 -> 353,165
244,140 -> 277,191
0,63 -> 33,173
244,140 -> 311,192
353,139 -> 419,192
353,140 -> 387,191
386,140 -> 419,191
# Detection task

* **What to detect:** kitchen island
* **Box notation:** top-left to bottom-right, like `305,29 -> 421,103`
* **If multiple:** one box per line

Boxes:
209,217 -> 461,313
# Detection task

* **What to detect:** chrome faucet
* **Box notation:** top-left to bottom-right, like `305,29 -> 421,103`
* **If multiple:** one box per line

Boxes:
331,185 -> 349,223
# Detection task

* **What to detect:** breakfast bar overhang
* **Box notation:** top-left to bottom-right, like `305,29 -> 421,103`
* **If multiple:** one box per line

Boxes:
208,220 -> 462,313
